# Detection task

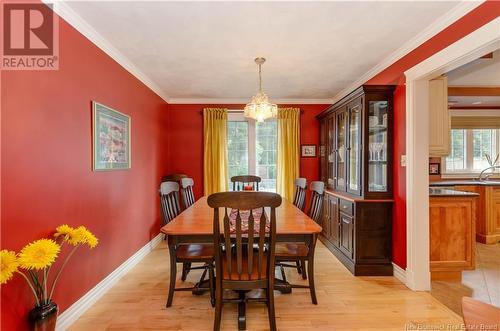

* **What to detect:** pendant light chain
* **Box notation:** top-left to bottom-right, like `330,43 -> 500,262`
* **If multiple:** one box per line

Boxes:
259,62 -> 263,93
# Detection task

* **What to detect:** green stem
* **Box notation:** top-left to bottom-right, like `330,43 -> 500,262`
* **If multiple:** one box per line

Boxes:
16,271 -> 40,306
28,270 -> 42,300
43,268 -> 48,305
49,245 -> 79,300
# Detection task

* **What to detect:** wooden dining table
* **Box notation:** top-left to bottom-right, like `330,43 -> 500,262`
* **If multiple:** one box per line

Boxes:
160,196 -> 322,329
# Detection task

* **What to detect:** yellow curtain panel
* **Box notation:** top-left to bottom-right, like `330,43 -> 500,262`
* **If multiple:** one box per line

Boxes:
277,108 -> 300,201
203,108 -> 228,195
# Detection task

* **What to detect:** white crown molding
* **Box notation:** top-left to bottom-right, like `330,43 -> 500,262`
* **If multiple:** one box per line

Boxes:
168,98 -> 333,105
44,1 -> 171,103
330,0 -> 485,105
56,233 -> 163,331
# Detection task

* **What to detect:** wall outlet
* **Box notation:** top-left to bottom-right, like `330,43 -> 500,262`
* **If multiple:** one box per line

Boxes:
401,155 -> 407,167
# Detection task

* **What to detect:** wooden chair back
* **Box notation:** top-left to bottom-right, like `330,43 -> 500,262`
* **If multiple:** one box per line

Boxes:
308,181 -> 325,223
231,175 -> 261,191
207,192 -> 282,282
462,297 -> 500,331
159,181 -> 181,226
180,177 -> 195,209
292,178 -> 307,211
161,173 -> 187,183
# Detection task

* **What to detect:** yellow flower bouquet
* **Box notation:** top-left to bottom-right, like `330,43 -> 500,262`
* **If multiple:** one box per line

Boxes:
1,225 -> 98,330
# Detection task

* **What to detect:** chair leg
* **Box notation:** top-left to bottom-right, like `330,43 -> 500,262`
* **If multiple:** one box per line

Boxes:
209,264 -> 215,308
181,262 -> 190,281
279,263 -> 287,282
301,258 -> 307,280
267,284 -> 277,331
166,246 -> 177,308
296,260 -> 302,275
213,281 -> 223,331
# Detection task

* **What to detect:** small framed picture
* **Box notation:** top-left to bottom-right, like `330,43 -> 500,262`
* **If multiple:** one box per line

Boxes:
429,163 -> 440,175
301,145 -> 317,158
92,101 -> 131,171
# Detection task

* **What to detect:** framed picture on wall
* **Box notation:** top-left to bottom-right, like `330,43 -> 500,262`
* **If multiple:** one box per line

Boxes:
429,162 -> 440,175
92,101 -> 131,171
301,145 -> 317,158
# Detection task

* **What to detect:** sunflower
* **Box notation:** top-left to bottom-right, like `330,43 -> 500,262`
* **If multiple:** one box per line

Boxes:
18,239 -> 60,270
1,250 -> 19,284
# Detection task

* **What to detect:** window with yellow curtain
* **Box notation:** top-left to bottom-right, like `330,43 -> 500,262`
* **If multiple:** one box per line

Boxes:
276,108 -> 300,201
203,108 -> 228,195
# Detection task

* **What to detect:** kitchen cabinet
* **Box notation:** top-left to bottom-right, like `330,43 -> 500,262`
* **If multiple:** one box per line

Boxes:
429,77 -> 450,157
430,194 -> 477,280
317,85 -> 394,276
448,184 -> 500,244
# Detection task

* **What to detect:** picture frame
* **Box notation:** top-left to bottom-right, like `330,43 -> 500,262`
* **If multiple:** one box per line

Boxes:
92,101 -> 131,171
301,144 -> 317,158
429,162 -> 440,175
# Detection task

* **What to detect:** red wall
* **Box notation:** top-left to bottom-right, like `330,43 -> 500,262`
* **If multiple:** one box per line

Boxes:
167,104 -> 327,203
367,1 -> 500,269
1,16 -> 169,330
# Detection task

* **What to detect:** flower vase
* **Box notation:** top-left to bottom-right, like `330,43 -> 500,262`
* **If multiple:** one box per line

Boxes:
28,301 -> 58,331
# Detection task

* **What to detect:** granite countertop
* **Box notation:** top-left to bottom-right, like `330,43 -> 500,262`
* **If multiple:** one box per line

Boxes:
429,187 -> 480,197
430,180 -> 500,187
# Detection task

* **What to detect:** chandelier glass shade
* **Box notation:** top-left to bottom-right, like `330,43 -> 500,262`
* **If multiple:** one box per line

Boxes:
244,58 -> 277,122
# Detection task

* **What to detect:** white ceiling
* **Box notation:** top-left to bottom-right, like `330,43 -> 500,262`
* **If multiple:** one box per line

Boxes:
60,1 -> 468,103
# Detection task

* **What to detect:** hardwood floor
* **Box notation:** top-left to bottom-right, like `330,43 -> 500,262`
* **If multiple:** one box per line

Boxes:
431,242 -> 500,316
70,241 -> 463,330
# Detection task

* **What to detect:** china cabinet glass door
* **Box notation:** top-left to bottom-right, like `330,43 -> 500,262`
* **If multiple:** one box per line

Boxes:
347,102 -> 361,195
368,101 -> 388,192
327,115 -> 335,189
336,110 -> 347,191
320,120 -> 327,184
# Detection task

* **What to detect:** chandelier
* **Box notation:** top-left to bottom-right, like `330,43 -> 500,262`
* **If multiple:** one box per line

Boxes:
244,57 -> 277,122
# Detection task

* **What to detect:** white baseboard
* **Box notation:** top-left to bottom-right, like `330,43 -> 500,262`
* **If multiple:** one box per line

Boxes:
392,262 -> 407,285
56,233 -> 163,330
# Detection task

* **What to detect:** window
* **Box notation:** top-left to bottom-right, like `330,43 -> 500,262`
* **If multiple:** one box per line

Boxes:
227,113 -> 277,191
444,129 -> 499,174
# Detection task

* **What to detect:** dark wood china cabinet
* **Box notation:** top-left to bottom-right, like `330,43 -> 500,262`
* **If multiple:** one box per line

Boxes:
317,85 -> 395,276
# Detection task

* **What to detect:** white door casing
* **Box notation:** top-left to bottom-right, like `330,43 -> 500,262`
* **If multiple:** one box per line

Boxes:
404,17 -> 500,291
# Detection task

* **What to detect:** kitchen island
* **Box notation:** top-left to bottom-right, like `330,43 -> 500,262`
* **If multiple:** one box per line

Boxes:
430,181 -> 500,244
429,188 -> 478,280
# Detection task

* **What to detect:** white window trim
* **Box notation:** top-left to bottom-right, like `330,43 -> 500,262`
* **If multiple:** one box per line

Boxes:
442,128 -> 500,178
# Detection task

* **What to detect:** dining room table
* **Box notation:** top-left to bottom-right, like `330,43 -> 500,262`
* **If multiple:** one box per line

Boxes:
160,195 -> 322,330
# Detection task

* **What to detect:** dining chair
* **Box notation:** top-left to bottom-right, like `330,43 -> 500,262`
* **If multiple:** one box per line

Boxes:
208,191 -> 282,331
231,175 -> 261,191
160,181 -> 215,308
292,178 -> 307,211
180,177 -> 196,209
274,181 -> 324,304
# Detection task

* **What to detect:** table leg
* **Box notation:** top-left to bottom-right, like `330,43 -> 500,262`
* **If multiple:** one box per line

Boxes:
307,234 -> 318,305
238,291 -> 246,330
166,244 -> 177,307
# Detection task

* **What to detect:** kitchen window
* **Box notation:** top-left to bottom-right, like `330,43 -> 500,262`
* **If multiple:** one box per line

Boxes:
227,112 -> 277,191
443,129 -> 499,175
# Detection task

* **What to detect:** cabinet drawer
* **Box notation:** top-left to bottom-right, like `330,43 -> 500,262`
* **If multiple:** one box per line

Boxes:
339,199 -> 354,216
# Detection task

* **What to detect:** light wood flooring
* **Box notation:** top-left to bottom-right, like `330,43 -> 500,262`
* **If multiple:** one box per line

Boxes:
431,242 -> 500,316
70,241 -> 463,330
